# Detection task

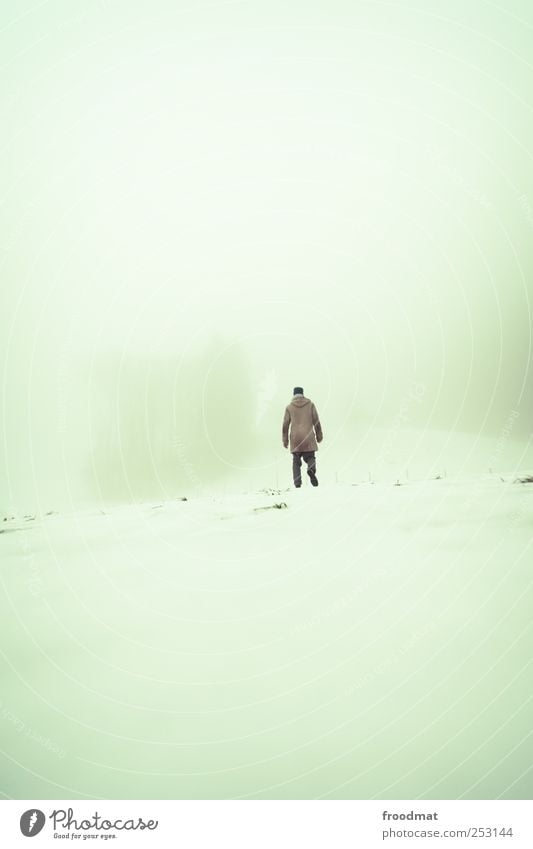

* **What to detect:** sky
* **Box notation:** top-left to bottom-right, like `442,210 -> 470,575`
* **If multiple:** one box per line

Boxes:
1,0 -> 532,511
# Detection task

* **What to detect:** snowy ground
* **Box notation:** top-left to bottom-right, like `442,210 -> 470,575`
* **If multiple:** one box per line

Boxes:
1,469 -> 532,799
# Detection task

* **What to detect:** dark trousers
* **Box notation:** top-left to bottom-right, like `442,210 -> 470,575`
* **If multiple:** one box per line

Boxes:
292,451 -> 317,486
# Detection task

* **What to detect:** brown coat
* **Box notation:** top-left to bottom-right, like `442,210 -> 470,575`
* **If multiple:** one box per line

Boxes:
282,395 -> 323,453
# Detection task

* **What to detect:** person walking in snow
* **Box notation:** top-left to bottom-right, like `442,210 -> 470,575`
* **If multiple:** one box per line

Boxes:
282,387 -> 323,488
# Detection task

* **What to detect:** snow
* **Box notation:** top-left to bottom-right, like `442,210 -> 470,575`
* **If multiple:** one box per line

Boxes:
0,468 -> 532,800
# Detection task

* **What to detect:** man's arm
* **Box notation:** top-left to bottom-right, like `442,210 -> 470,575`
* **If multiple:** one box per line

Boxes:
311,403 -> 323,443
282,408 -> 290,448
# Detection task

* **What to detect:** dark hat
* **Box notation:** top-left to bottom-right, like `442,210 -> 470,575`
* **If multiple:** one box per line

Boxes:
293,386 -> 304,395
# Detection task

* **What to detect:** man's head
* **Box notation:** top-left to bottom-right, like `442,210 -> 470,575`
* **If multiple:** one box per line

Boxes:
293,386 -> 304,396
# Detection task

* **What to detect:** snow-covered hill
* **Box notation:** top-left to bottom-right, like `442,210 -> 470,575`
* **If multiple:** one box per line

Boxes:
0,470 -> 532,800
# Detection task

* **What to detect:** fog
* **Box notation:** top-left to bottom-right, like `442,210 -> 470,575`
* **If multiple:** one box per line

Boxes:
1,0 -> 532,513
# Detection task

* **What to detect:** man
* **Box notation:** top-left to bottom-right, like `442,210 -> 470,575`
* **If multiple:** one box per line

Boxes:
282,387 -> 323,488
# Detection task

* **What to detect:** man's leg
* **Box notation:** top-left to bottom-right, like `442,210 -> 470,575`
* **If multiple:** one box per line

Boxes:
292,452 -> 303,488
303,452 -> 318,486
